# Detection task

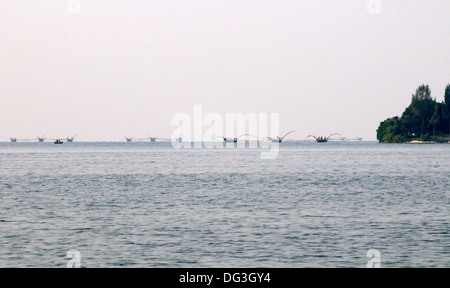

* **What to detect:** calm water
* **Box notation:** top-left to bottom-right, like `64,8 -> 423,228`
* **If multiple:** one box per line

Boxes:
0,141 -> 449,267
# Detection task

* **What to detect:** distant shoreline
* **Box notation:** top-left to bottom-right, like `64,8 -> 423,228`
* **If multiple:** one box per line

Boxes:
406,140 -> 449,144
379,139 -> 450,144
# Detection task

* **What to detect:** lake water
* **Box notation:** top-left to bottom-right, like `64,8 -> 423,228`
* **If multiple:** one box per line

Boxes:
0,141 -> 448,267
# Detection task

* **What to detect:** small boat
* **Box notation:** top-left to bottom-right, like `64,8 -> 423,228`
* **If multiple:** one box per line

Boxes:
307,133 -> 341,143
264,131 -> 296,143
54,139 -> 63,144
222,137 -> 238,143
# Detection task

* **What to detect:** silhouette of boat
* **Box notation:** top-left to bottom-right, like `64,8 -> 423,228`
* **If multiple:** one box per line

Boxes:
307,133 -> 341,143
220,137 -> 238,143
264,131 -> 296,143
66,134 -> 78,143
54,139 -> 63,144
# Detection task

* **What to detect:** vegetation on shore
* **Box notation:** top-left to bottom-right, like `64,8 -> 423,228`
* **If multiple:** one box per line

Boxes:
377,84 -> 450,143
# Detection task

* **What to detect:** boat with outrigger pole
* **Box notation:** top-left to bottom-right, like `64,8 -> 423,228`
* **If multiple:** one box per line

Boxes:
9,135 -> 78,143
123,133 -> 173,143
219,137 -> 238,143
220,134 -> 263,144
263,131 -> 296,143
216,131 -> 296,145
51,134 -> 78,144
7,136 -> 46,143
306,133 -> 341,143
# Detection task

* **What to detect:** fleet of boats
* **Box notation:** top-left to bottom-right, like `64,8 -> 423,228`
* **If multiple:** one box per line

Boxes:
7,132 -> 358,144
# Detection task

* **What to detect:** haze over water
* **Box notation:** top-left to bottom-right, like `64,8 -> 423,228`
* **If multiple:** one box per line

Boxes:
0,142 -> 448,267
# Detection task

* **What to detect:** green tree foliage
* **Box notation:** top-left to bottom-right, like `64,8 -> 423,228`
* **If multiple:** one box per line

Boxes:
445,84 -> 450,133
429,103 -> 441,137
377,84 -> 450,142
445,84 -> 450,111
377,117 -> 403,143
411,84 -> 434,135
400,105 -> 420,137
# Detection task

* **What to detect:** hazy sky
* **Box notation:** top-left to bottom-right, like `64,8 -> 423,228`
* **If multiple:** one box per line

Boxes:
1,0 -> 449,141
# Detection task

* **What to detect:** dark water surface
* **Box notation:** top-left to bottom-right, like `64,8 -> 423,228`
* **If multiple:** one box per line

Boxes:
0,142 -> 448,267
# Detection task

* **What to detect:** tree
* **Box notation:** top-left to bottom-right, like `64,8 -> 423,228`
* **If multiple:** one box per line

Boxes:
377,117 -> 403,143
411,84 -> 435,135
376,83 -> 450,142
443,103 -> 450,135
445,84 -> 450,110
445,84 -> 450,134
400,105 -> 420,137
429,103 -> 441,137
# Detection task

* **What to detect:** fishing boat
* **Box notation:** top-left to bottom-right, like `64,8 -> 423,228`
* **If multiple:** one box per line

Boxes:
223,138 -> 237,143
264,131 -> 296,143
307,133 -> 341,143
54,139 -> 63,144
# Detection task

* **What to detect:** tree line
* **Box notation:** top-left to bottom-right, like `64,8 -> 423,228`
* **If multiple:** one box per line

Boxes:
377,84 -> 450,143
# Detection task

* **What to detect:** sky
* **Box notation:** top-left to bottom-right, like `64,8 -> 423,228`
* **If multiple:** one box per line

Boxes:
1,0 -> 449,141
